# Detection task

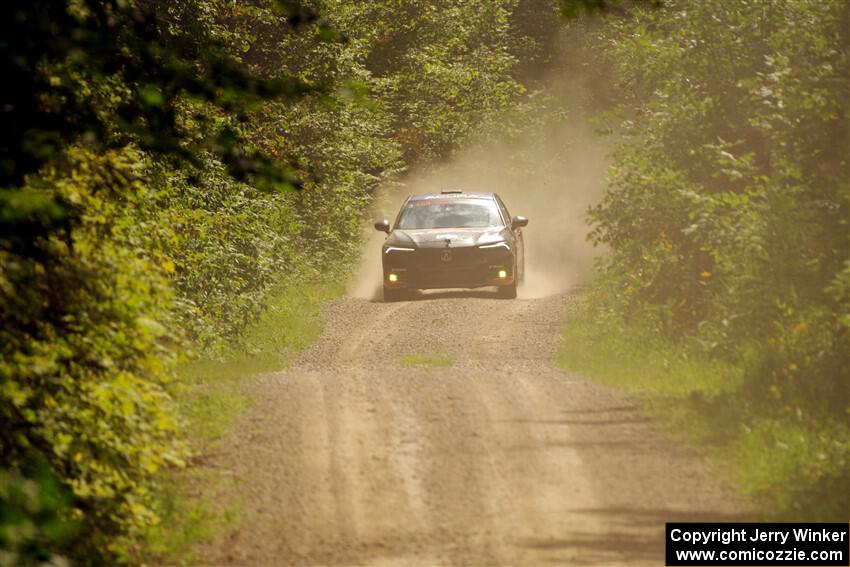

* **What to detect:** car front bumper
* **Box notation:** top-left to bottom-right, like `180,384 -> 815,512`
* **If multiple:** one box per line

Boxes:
382,246 -> 515,290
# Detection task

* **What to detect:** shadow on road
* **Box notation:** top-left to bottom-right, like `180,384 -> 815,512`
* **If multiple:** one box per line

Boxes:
514,507 -> 751,565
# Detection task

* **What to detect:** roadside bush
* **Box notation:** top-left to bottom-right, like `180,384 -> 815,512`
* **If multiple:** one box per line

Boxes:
1,0 -> 552,563
559,292 -> 850,520
149,156 -> 305,351
566,0 -> 849,519
736,418 -> 850,522
586,0 -> 850,414
0,466 -> 77,567
0,148 -> 187,563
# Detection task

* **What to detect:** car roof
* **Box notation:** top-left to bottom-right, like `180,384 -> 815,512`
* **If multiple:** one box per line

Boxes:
407,191 -> 496,201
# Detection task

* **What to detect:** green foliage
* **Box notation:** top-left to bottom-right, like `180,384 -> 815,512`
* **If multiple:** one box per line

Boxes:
144,273 -> 345,564
140,471 -> 230,566
148,155 -> 306,350
734,418 -> 850,522
558,0 -> 662,19
558,291 -> 739,398
176,274 -> 346,444
1,5 -> 324,558
1,0 -> 551,563
0,466 -> 77,567
586,0 -> 850,414
0,148 -> 188,563
351,0 -> 525,162
0,0 -> 312,188
559,294 -> 850,521
567,0 -> 850,520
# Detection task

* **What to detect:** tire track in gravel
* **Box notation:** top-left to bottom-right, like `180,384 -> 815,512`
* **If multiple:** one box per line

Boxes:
197,290 -> 750,566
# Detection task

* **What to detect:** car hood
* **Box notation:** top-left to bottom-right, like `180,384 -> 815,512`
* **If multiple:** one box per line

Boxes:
386,227 -> 509,249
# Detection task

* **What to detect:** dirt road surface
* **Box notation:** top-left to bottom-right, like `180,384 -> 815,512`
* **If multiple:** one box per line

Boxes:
198,291 -> 747,566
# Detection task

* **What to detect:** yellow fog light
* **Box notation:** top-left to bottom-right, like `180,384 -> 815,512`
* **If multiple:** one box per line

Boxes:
388,273 -> 399,282
498,270 -> 507,279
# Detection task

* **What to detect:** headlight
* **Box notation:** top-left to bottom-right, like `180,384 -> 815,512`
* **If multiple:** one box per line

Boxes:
479,241 -> 511,251
384,246 -> 415,254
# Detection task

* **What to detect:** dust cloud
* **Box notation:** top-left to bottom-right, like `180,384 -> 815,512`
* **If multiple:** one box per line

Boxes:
350,46 -> 611,300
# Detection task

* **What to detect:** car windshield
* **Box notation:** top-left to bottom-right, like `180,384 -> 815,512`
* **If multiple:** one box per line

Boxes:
396,198 -> 502,229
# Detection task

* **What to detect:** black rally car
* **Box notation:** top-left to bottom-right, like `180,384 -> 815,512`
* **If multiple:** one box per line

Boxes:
374,190 -> 527,301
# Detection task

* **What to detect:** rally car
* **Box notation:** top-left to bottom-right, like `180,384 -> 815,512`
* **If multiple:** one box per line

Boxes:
374,190 -> 527,301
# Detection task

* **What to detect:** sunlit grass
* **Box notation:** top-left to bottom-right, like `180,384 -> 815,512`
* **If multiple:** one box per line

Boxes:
557,298 -> 850,521
178,387 -> 252,443
558,314 -> 739,398
143,470 -> 242,565
400,353 -> 454,367
146,273 -> 345,563
180,276 -> 348,385
730,417 -> 850,521
557,307 -> 745,449
174,275 -> 345,442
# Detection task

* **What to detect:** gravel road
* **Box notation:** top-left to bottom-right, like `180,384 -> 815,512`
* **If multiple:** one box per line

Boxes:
198,290 -> 747,566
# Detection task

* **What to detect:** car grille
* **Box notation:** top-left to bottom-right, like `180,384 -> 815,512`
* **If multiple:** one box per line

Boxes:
384,245 -> 513,289
417,247 -> 480,266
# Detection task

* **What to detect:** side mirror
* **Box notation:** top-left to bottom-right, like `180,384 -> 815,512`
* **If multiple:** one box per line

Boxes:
374,219 -> 391,234
511,215 -> 528,229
